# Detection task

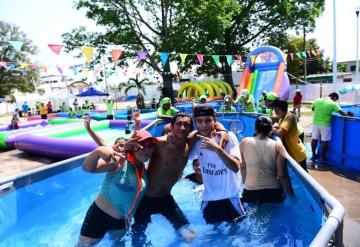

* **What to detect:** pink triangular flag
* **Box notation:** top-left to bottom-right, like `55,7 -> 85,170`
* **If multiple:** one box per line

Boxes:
316,49 -> 322,55
197,53 -> 204,65
48,44 -> 64,55
290,53 -> 294,61
0,61 -> 8,69
306,50 -> 311,57
236,55 -> 242,65
112,49 -> 123,65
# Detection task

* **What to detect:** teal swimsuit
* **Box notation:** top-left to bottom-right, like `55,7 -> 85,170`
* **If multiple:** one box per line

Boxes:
100,155 -> 147,219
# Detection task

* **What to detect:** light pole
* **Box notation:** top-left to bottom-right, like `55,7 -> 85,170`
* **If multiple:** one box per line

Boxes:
332,0 -> 337,90
356,9 -> 359,83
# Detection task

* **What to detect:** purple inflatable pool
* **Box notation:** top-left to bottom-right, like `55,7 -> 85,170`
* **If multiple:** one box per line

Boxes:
15,119 -> 155,159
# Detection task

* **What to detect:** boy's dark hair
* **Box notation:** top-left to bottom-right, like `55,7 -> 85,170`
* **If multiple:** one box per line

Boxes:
255,116 -> 273,136
192,159 -> 199,166
171,112 -> 193,130
114,137 -> 127,144
193,104 -> 215,118
272,99 -> 288,112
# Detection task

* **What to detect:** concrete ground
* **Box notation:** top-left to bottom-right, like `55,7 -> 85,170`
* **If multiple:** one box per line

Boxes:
0,106 -> 359,246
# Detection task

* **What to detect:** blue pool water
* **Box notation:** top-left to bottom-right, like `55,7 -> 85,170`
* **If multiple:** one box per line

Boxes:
0,157 -> 322,247
0,114 -> 323,246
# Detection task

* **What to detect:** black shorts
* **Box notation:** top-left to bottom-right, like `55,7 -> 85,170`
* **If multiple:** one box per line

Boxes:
202,197 -> 246,224
242,188 -> 285,203
41,114 -> 47,119
80,202 -> 129,239
134,195 -> 189,230
107,115 -> 114,120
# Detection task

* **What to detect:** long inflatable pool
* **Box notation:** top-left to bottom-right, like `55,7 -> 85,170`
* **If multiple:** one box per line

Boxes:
14,119 -> 155,159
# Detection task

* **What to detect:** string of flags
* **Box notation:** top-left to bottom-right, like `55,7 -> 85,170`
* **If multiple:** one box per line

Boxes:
1,40 -> 324,75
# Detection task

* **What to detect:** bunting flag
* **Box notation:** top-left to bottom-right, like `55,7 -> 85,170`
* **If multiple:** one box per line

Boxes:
111,49 -> 123,65
226,55 -> 233,65
284,54 -> 288,61
197,53 -> 204,65
81,46 -> 95,63
0,61 -> 8,69
159,52 -> 170,65
306,51 -> 311,57
41,65 -> 48,73
236,55 -> 242,65
8,63 -> 15,70
93,69 -> 100,77
48,44 -> 64,55
250,55 -> 256,66
31,64 -> 37,70
56,65 -> 63,75
9,41 -> 24,52
316,49 -> 322,55
212,55 -> 220,67
311,50 -> 317,56
179,53 -> 188,64
290,53 -> 294,61
296,52 -> 302,59
20,63 -> 29,69
301,52 -> 307,58
137,51 -> 148,61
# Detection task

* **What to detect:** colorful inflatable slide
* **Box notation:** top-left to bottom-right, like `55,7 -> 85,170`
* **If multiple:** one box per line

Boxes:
238,46 -> 290,103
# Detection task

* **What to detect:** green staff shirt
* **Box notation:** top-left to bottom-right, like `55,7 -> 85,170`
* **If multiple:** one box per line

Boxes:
156,106 -> 179,118
312,98 -> 341,126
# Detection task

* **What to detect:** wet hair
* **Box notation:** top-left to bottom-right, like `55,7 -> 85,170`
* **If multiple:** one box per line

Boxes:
114,137 -> 127,144
193,104 -> 215,118
272,99 -> 288,112
328,92 -> 339,101
192,159 -> 199,166
171,112 -> 193,131
255,116 -> 273,136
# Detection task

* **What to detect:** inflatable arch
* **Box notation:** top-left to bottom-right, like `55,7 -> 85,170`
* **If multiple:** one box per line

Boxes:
237,45 -> 290,102
178,81 -> 234,100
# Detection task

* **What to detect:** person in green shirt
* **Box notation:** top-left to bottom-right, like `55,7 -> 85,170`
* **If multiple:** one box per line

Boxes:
258,90 -> 267,113
219,98 -> 236,113
103,96 -> 115,119
156,97 -> 179,120
263,92 -> 278,121
311,92 -> 347,161
60,102 -> 69,113
236,89 -> 255,113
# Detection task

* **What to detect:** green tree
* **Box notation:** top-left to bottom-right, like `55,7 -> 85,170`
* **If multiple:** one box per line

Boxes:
276,36 -> 331,82
62,0 -> 325,98
0,21 -> 39,97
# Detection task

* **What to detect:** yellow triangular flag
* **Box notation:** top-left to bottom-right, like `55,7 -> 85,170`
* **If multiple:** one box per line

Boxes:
284,54 -> 288,60
81,46 -> 95,63
250,55 -> 256,65
20,63 -> 29,69
179,53 -> 188,64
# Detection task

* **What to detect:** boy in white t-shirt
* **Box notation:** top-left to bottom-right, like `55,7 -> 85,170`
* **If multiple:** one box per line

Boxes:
191,104 -> 246,224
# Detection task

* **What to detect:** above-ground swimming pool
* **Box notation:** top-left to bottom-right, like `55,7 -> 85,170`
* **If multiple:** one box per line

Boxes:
0,113 -> 344,246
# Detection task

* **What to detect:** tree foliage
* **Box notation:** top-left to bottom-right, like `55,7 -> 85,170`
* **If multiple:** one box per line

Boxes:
0,21 -> 39,97
62,0 -> 325,98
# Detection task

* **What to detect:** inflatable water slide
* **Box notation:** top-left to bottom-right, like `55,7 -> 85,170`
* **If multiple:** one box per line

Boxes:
238,46 -> 290,105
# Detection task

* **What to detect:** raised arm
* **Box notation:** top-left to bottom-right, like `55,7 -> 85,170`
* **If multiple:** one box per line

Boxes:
275,142 -> 295,195
83,145 -> 125,173
84,116 -> 106,146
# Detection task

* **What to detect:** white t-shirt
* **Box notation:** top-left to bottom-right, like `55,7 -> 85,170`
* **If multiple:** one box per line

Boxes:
190,132 -> 241,201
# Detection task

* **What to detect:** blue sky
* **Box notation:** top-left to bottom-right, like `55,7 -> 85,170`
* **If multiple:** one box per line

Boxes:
0,0 -> 360,65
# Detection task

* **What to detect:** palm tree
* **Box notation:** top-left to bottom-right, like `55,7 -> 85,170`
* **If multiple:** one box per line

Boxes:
118,74 -> 156,108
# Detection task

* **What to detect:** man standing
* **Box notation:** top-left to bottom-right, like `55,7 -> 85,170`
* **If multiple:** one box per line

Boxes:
272,100 -> 308,172
293,89 -> 302,120
191,105 -> 246,224
236,89 -> 255,113
103,96 -> 115,119
156,97 -> 179,119
311,92 -> 347,161
21,101 -> 29,118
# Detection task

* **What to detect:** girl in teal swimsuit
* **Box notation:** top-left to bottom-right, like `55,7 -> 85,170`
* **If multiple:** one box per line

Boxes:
77,129 -> 157,246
